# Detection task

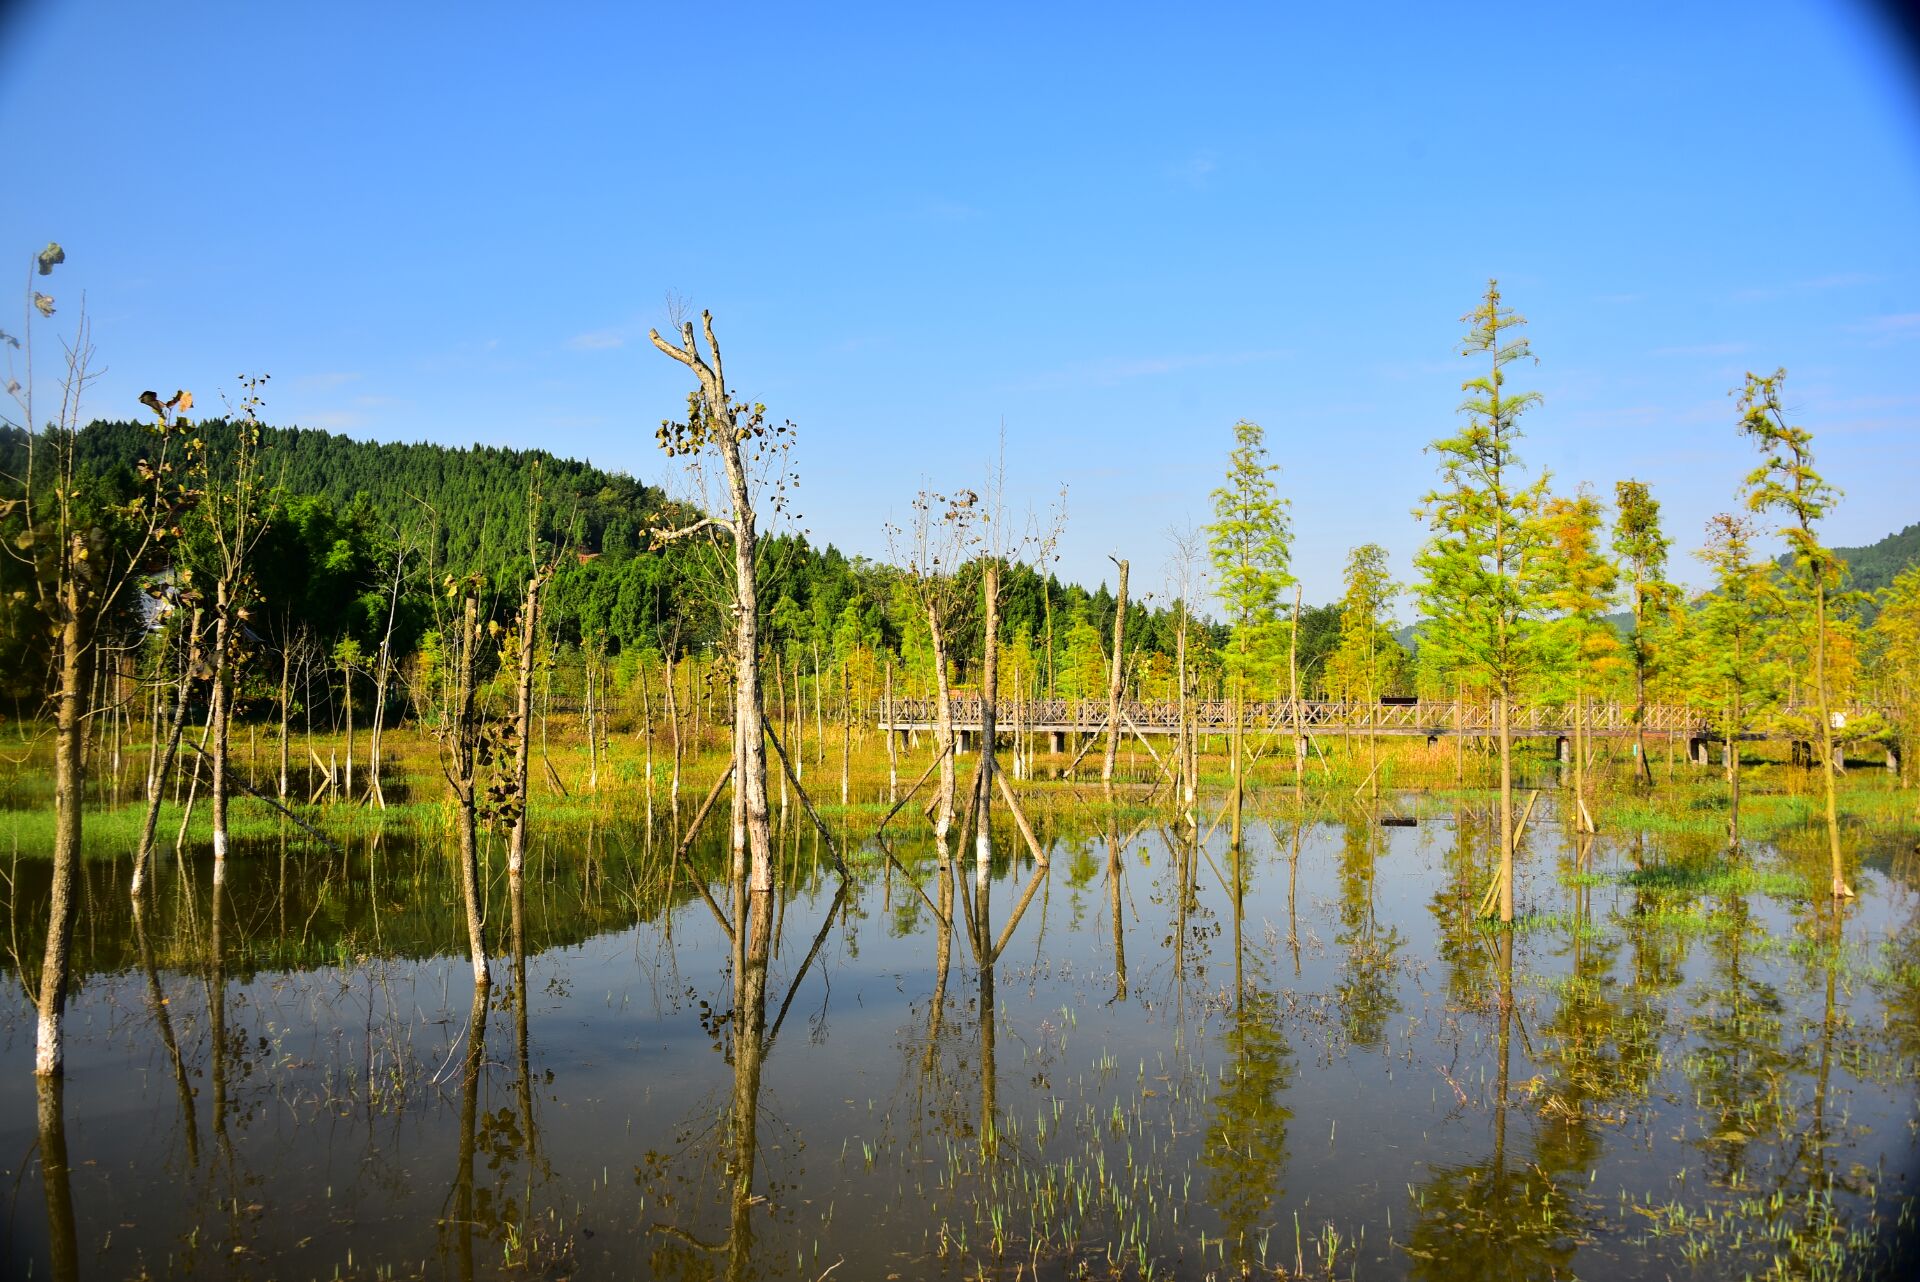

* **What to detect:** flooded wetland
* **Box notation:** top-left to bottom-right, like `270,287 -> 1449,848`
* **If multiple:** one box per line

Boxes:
4,743 -> 1917,1281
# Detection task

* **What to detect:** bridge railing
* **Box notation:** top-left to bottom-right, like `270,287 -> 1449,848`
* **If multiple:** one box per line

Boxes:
875,697 -> 1886,738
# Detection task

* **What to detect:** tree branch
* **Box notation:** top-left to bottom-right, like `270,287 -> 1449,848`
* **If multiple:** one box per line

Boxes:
649,515 -> 733,545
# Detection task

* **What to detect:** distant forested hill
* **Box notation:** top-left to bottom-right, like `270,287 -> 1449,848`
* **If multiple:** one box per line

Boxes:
73,419 -> 673,590
46,419 -> 1209,688
1829,521 -> 1920,604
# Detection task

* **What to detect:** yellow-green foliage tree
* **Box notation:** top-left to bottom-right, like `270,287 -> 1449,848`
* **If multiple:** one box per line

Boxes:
1692,513 -> 1784,852
1326,543 -> 1402,789
1537,487 -> 1621,823
1414,281 -> 1554,921
1612,479 -> 1673,782
1868,564 -> 1920,790
1207,419 -> 1293,847
1736,369 -> 1851,898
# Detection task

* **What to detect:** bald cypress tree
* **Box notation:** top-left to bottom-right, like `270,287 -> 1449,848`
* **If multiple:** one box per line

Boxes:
1737,370 -> 1852,898
1207,419 -> 1293,847
1415,281 -> 1554,922
1612,479 -> 1672,784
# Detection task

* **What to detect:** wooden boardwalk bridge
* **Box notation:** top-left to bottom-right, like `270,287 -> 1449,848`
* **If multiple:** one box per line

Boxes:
878,697 -> 1894,766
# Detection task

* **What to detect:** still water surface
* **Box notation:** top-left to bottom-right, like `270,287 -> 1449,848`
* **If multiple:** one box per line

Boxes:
3,799 -> 1916,1279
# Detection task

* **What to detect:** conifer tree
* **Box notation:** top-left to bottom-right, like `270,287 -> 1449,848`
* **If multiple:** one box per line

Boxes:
1415,281 -> 1554,921
1736,370 -> 1852,898
1538,487 -> 1619,827
1612,479 -> 1672,782
1694,514 -> 1781,851
1328,543 -> 1399,791
1869,564 -> 1920,791
1207,419 -> 1292,846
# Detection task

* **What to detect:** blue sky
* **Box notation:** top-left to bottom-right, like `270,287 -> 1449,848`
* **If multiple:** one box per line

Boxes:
3,1 -> 1917,613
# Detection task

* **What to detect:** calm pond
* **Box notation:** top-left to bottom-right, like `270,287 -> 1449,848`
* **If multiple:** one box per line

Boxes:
3,795 -> 1917,1280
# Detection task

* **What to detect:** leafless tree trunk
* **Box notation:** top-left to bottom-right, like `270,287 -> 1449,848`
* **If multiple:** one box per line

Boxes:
507,564 -> 550,881
133,607 -> 202,898
341,650 -> 355,803
974,561 -> 1001,873
585,637 -> 602,792
1290,584 -> 1305,795
1813,578 -> 1851,897
839,656 -> 851,806
368,542 -> 407,810
812,639 -> 825,770
928,602 -> 958,842
276,616 -> 293,799
665,645 -> 682,808
38,594 -> 89,1076
442,589 -> 490,987
208,593 -> 234,873
885,659 -> 898,804
1101,557 -> 1129,784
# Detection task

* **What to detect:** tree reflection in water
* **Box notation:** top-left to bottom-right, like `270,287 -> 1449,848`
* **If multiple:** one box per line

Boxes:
1201,828 -> 1295,1272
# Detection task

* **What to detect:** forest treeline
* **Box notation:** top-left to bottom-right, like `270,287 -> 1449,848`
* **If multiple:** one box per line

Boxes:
2,415 -> 1267,713
5,413 -> 1917,728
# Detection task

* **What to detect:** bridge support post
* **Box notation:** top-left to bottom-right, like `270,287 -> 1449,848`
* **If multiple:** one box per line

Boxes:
1687,737 -> 1709,766
1049,731 -> 1063,754
1888,743 -> 1901,775
1790,740 -> 1811,768
1555,736 -> 1570,765
957,729 -> 973,754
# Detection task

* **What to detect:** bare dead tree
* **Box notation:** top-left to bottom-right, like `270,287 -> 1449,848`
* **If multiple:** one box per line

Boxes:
889,489 -> 982,850
507,473 -> 552,883
195,376 -> 273,878
650,311 -> 797,894
1165,524 -> 1206,821
132,602 -> 203,898
434,576 -> 492,987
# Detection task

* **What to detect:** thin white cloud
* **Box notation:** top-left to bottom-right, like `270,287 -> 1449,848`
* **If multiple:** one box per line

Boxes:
568,328 -> 628,351
304,410 -> 366,432
1734,272 -> 1879,303
1168,150 -> 1216,187
1847,312 -> 1920,334
294,371 -> 361,391
915,197 -> 981,221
